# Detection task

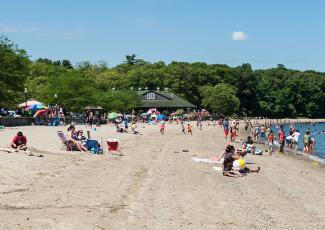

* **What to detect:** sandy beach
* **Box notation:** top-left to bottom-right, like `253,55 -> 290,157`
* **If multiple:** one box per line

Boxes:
0,123 -> 324,229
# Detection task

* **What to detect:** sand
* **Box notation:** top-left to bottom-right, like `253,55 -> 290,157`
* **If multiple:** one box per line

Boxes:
0,123 -> 324,229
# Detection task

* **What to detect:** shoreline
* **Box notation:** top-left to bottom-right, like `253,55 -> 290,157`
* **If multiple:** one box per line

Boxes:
238,122 -> 325,166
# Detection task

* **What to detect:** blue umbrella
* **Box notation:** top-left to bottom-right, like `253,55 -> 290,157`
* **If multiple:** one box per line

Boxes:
157,114 -> 166,121
26,104 -> 46,110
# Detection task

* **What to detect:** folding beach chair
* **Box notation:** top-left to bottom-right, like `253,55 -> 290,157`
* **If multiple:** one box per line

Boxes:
57,131 -> 68,150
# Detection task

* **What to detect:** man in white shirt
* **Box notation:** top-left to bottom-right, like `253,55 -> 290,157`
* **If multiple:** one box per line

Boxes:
292,129 -> 300,149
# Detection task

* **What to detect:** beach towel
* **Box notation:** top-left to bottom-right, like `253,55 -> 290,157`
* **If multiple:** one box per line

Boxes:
213,167 -> 222,172
191,157 -> 223,164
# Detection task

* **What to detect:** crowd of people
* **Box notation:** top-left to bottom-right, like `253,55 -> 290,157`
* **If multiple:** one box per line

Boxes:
2,112 -> 321,180
222,118 -> 239,142
241,120 -> 318,156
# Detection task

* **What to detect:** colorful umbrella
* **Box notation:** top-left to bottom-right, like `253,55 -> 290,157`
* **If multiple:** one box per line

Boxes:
27,104 -> 46,110
157,114 -> 166,120
33,109 -> 48,118
108,112 -> 118,120
18,99 -> 44,108
147,109 -> 154,114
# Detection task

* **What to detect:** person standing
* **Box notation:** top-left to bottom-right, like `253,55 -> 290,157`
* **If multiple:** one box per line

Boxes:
292,129 -> 300,149
124,117 -> 129,130
223,118 -> 229,139
267,130 -> 274,156
187,124 -> 193,135
160,122 -> 165,134
131,121 -> 137,133
253,124 -> 260,141
230,123 -> 237,142
278,125 -> 285,153
303,131 -> 311,153
181,120 -> 185,134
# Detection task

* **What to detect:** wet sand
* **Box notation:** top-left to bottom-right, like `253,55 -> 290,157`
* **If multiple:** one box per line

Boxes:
0,123 -> 324,229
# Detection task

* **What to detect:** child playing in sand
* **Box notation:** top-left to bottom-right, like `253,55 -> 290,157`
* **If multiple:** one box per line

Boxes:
10,131 -> 27,151
187,124 -> 193,135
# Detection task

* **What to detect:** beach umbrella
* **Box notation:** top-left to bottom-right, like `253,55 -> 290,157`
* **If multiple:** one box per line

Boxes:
33,109 -> 48,118
147,108 -> 156,114
108,112 -> 118,120
157,114 -> 166,121
18,99 -> 44,108
27,104 -> 46,110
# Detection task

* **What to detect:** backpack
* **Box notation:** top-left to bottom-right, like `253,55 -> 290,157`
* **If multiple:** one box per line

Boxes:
86,139 -> 102,154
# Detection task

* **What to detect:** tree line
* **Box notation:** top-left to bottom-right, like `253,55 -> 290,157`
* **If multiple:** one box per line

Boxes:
1,36 -> 325,117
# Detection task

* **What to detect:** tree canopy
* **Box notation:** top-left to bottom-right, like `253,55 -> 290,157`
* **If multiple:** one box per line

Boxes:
201,83 -> 240,115
1,36 -> 325,117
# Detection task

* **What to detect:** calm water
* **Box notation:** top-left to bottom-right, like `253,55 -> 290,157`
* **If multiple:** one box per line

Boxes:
272,123 -> 325,159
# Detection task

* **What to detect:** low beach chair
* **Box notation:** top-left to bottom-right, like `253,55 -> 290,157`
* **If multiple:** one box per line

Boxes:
57,131 -> 68,150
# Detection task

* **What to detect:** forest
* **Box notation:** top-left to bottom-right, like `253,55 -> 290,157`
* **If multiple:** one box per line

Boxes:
1,36 -> 325,118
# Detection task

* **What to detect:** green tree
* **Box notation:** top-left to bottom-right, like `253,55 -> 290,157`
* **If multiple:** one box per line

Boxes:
0,36 -> 30,107
200,83 -> 240,115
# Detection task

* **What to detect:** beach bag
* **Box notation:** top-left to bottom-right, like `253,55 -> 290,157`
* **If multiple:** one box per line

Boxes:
86,139 -> 102,154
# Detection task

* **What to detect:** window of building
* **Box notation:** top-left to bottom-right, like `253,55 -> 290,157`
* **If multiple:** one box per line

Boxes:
146,93 -> 156,100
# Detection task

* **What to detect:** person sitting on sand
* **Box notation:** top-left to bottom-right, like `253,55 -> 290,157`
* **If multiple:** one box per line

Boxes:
11,131 -> 27,151
222,145 -> 260,177
244,136 -> 256,154
222,145 -> 242,177
217,144 -> 247,162
115,123 -> 127,133
67,125 -> 87,151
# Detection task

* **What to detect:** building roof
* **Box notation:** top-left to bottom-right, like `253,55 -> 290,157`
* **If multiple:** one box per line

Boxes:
136,90 -> 197,109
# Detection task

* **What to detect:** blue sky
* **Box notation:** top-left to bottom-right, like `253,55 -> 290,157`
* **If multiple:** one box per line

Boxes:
1,0 -> 325,71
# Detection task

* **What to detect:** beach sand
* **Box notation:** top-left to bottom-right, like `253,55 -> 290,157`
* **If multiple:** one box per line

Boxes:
0,123 -> 324,229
